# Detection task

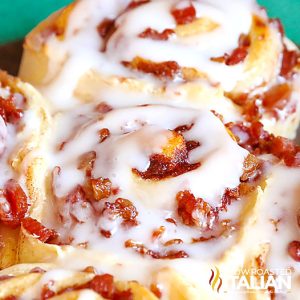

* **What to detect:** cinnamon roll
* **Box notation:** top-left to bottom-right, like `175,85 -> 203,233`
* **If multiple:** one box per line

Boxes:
0,72 -> 50,269
19,0 -> 300,137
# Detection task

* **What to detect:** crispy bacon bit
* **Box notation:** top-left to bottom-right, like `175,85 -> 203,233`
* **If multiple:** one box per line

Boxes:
97,19 -> 115,39
239,34 -> 251,48
95,102 -> 113,114
125,239 -> 189,259
171,3 -> 196,25
139,28 -> 175,40
280,47 -> 299,78
262,83 -> 292,111
89,274 -> 114,299
152,226 -> 166,241
22,218 -> 58,243
240,154 -> 262,182
102,198 -> 138,226
0,275 -> 14,281
150,283 -> 162,298
56,185 -> 95,231
225,47 -> 248,66
100,229 -> 112,238
220,188 -> 240,211
83,266 -> 98,274
185,140 -> 200,152
99,128 -> 110,143
0,94 -> 23,124
176,191 -> 215,228
226,121 -> 300,167
212,34 -> 250,66
255,254 -> 266,269
0,179 -> 28,228
90,177 -> 112,201
127,0 -> 150,10
30,267 -> 47,274
174,124 -> 194,133
133,135 -> 201,180
41,280 -> 55,300
123,57 -> 181,80
288,241 -> 300,262
192,235 -> 217,243
164,239 -> 183,247
270,136 -> 300,167
97,19 -> 116,51
77,151 -> 96,176
165,217 -> 177,225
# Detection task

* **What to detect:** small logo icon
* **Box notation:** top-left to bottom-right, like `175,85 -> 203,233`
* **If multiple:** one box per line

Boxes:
209,266 -> 223,293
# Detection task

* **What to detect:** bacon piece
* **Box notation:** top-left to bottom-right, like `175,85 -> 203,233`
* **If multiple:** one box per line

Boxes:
220,188 -> 240,211
97,19 -> 116,51
95,102 -> 113,114
99,128 -> 110,143
150,283 -> 162,298
97,19 -> 115,39
125,239 -> 189,259
89,274 -> 114,299
41,280 -> 55,300
102,198 -> 138,227
212,34 -> 250,66
240,154 -> 262,183
0,94 -> 23,124
77,151 -> 96,177
280,47 -> 299,78
30,267 -> 47,274
288,241 -> 300,262
164,239 -> 183,247
171,3 -> 196,25
127,0 -> 150,10
176,191 -> 215,228
90,177 -> 112,201
82,266 -> 97,274
225,47 -> 248,66
227,121 -> 300,167
123,57 -> 181,80
100,229 -> 112,238
165,218 -> 177,225
261,83 -> 292,111
270,136 -> 300,167
133,134 -> 201,180
174,124 -> 194,133
133,153 -> 200,180
139,28 -> 175,41
152,226 -> 165,241
0,179 -> 28,228
54,184 -> 95,236
22,218 -> 58,243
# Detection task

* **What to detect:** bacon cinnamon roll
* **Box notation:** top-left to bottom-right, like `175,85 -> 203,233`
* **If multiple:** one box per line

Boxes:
19,0 -> 300,138
0,72 -> 50,269
15,103 -> 265,298
0,263 -> 157,299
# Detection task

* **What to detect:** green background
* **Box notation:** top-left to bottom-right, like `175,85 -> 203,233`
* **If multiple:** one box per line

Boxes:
0,0 -> 299,44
